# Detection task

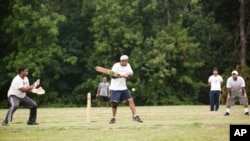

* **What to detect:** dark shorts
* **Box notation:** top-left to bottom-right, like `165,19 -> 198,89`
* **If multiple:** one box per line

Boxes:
110,90 -> 132,103
99,96 -> 109,102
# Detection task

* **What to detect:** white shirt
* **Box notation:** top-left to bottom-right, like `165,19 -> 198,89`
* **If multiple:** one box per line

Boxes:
8,75 -> 30,98
109,62 -> 133,90
226,76 -> 245,92
208,75 -> 223,90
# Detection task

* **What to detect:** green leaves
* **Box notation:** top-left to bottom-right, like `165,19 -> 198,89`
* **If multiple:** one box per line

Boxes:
1,0 -> 249,106
2,0 -> 66,78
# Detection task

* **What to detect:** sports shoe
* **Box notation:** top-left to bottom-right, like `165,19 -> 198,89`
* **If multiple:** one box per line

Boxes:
27,121 -> 39,125
224,112 -> 230,116
109,118 -> 116,124
2,121 -> 8,126
133,115 -> 143,123
245,112 -> 249,116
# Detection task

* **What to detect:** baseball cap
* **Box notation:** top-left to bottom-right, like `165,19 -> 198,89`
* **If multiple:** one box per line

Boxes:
231,70 -> 238,75
120,55 -> 129,60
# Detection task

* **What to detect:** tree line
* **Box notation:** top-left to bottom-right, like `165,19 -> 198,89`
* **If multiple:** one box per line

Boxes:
0,0 -> 250,107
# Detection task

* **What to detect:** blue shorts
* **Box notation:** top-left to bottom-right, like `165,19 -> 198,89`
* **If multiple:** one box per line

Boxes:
110,90 -> 132,103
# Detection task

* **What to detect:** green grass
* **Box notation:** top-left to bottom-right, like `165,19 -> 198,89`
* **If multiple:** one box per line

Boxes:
0,105 -> 249,141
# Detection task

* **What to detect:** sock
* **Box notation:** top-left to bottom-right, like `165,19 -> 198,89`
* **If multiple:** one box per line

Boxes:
133,115 -> 137,117
226,108 -> 230,113
244,108 -> 249,113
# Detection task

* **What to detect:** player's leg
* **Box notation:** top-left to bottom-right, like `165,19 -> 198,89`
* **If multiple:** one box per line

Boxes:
224,92 -> 237,116
111,102 -> 118,116
128,98 -> 136,115
2,96 -> 21,126
239,94 -> 249,115
104,96 -> 109,108
21,96 -> 38,125
214,91 -> 221,111
121,90 -> 143,122
98,96 -> 103,107
98,100 -> 101,107
109,90 -> 121,124
209,91 -> 215,111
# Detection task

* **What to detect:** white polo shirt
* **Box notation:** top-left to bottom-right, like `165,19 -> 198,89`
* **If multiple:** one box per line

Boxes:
208,75 -> 223,91
7,75 -> 30,98
226,76 -> 245,92
109,62 -> 133,90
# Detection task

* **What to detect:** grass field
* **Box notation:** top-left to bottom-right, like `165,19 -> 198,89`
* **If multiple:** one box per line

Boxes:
0,105 -> 249,141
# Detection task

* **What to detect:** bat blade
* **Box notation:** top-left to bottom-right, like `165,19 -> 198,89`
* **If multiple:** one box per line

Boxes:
95,66 -> 119,77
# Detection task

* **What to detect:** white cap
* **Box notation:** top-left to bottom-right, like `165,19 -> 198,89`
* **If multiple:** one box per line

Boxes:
120,55 -> 129,60
231,70 -> 238,75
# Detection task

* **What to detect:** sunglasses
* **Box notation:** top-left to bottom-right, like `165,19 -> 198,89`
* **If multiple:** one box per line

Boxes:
121,60 -> 128,62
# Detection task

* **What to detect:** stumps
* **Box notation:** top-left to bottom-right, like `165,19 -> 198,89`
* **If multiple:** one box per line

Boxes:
86,92 -> 91,123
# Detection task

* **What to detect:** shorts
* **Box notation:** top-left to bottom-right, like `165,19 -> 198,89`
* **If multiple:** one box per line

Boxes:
99,96 -> 109,102
226,91 -> 249,105
110,90 -> 132,103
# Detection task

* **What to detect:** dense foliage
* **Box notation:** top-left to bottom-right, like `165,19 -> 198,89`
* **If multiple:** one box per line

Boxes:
0,0 -> 250,107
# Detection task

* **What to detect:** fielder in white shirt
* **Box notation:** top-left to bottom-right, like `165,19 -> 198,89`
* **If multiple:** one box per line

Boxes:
2,66 -> 40,126
224,70 -> 249,116
109,55 -> 143,124
208,68 -> 223,111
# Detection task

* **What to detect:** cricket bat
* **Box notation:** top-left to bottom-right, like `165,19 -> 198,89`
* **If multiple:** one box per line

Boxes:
95,66 -> 120,77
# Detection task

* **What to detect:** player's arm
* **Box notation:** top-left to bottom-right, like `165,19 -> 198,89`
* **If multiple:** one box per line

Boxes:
111,73 -> 121,79
107,89 -> 110,97
19,86 -> 34,93
208,82 -> 211,86
220,76 -> 223,87
30,79 -> 40,88
241,78 -> 246,96
127,72 -> 133,77
241,87 -> 246,96
96,87 -> 100,97
226,78 -> 231,97
120,72 -> 133,78
110,64 -> 121,79
120,64 -> 133,78
208,77 -> 211,86
25,79 -> 39,93
227,88 -> 232,96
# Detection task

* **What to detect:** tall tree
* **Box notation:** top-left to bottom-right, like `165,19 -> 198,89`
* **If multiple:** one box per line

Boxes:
239,0 -> 246,66
1,0 -> 66,105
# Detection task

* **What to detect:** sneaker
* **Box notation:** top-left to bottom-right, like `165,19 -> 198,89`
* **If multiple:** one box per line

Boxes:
245,112 -> 249,116
2,121 -> 8,126
109,118 -> 116,124
133,116 -> 143,123
224,112 -> 230,116
27,121 -> 39,125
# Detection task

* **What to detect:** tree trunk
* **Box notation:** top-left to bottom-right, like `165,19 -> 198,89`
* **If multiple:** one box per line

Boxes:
239,0 -> 246,66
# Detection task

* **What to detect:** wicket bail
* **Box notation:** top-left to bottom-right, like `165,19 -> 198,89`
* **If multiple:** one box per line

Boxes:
87,92 -> 91,123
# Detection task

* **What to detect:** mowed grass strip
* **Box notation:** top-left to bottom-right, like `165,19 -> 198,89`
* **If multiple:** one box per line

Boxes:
0,105 -> 249,141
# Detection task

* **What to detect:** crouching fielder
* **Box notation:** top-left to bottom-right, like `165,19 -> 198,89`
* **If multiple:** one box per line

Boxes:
224,70 -> 249,116
2,66 -> 39,126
